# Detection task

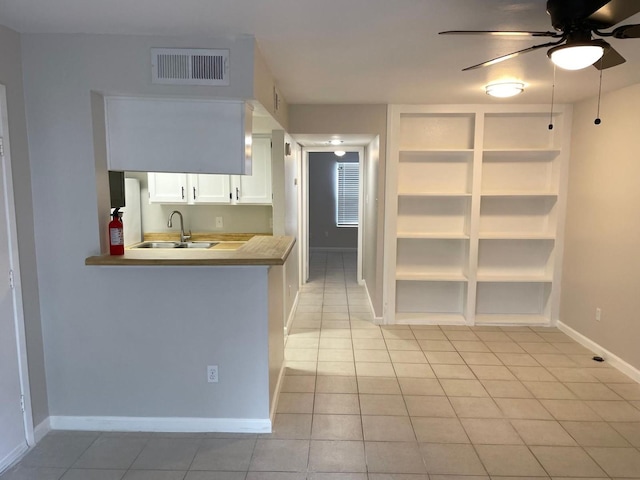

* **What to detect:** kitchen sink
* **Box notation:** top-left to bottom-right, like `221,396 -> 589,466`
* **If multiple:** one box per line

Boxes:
179,242 -> 217,248
134,242 -> 181,249
133,241 -> 217,249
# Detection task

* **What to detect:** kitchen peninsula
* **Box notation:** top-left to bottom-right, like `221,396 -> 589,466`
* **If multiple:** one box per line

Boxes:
77,235 -> 296,434
85,235 -> 294,266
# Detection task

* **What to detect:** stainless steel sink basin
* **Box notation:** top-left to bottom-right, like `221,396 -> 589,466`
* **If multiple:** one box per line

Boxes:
179,242 -> 217,249
133,241 -> 217,249
133,242 -> 181,249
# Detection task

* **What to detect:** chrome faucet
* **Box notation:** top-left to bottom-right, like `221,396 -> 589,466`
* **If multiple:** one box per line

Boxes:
167,210 -> 191,243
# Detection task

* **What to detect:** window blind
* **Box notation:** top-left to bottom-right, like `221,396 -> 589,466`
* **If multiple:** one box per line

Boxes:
337,162 -> 359,227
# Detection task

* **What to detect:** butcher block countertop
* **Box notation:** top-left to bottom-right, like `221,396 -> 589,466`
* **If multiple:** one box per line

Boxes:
85,235 -> 295,266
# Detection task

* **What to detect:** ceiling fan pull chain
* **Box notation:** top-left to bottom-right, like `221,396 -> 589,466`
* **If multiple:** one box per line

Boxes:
549,64 -> 556,130
595,60 -> 604,125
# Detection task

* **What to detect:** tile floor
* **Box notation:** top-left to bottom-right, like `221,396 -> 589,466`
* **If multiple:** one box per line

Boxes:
4,251 -> 640,479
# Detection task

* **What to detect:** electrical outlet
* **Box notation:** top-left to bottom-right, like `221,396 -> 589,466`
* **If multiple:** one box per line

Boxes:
207,365 -> 218,383
215,217 -> 223,229
595,308 -> 602,322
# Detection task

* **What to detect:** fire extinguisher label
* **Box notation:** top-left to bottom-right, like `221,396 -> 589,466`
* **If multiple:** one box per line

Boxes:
110,228 -> 123,245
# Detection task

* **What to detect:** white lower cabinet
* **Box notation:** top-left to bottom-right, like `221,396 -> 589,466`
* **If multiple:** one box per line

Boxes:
147,136 -> 272,205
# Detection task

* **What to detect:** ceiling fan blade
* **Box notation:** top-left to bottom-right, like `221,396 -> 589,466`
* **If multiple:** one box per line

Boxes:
612,23 -> 640,38
461,41 -> 563,71
439,30 -> 560,37
593,45 -> 626,69
587,0 -> 640,28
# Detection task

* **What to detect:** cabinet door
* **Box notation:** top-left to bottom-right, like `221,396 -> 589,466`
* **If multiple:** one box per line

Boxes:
234,136 -> 272,204
191,174 -> 232,204
148,172 -> 188,204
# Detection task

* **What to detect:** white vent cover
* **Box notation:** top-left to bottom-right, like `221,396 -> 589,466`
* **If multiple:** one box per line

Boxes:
151,48 -> 229,86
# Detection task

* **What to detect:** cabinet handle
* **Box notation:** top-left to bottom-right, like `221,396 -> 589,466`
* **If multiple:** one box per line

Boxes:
236,187 -> 239,201
181,186 -> 185,200
193,186 -> 196,200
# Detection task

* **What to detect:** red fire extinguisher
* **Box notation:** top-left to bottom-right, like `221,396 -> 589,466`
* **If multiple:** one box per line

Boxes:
109,208 -> 124,256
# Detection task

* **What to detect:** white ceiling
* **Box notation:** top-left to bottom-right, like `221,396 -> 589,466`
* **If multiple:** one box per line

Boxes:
1,0 -> 640,105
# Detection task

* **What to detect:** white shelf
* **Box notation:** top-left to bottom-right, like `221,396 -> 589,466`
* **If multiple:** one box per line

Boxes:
400,149 -> 474,154
477,239 -> 554,279
479,232 -> 555,240
398,192 -> 472,197
483,149 -> 561,158
396,272 -> 468,282
396,280 -> 467,319
476,274 -> 552,283
479,196 -> 557,236
397,196 -> 471,238
474,314 -> 550,326
481,191 -> 558,197
395,312 -> 467,325
397,232 -> 469,240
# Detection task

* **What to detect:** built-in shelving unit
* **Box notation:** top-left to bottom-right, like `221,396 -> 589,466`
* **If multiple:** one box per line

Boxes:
384,105 -> 571,326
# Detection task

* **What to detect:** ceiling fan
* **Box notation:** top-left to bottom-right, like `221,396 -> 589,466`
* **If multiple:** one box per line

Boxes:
440,0 -> 640,71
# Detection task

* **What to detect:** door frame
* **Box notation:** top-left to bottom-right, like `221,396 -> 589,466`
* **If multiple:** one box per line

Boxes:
301,146 -> 364,284
0,84 -> 35,455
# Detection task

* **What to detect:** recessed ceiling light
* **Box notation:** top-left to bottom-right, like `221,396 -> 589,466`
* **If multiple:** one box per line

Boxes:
334,151 -> 346,157
329,139 -> 343,146
485,81 -> 525,98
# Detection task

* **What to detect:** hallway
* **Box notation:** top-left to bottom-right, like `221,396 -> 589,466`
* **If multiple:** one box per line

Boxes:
3,251 -> 640,479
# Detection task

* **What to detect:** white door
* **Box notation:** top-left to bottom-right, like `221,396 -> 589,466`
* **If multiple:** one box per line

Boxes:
147,172 -> 188,204
0,136 -> 27,469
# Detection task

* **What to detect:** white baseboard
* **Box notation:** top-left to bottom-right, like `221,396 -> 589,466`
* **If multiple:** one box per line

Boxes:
284,290 -> 300,335
362,279 -> 383,324
33,417 -> 51,443
0,443 -> 29,475
49,416 -> 272,434
557,321 -> 640,383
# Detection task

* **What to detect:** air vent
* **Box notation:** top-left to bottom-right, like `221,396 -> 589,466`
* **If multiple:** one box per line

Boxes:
151,48 -> 230,86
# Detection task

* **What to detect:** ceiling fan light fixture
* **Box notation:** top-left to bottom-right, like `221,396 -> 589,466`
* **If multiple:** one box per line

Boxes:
485,81 -> 525,98
548,43 -> 605,70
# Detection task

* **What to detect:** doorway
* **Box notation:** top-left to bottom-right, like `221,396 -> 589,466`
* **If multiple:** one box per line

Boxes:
301,147 -> 364,285
0,85 -> 33,472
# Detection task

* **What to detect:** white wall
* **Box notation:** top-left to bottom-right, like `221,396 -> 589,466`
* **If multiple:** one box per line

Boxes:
0,25 -> 48,428
20,33 -> 277,421
126,172 -> 272,235
283,133 -> 300,319
560,82 -> 640,371
363,136 -> 380,314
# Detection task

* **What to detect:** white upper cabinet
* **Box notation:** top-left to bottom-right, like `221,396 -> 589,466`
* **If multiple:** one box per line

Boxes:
191,174 -> 232,204
148,172 -> 189,204
105,96 -> 253,174
233,136 -> 272,204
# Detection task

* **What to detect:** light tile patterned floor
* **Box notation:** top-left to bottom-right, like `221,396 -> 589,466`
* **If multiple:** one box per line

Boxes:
3,251 -> 640,479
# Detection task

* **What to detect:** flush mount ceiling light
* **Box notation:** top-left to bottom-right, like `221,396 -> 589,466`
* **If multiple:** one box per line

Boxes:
329,139 -> 343,146
485,82 -> 525,98
547,41 -> 606,70
334,151 -> 346,157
